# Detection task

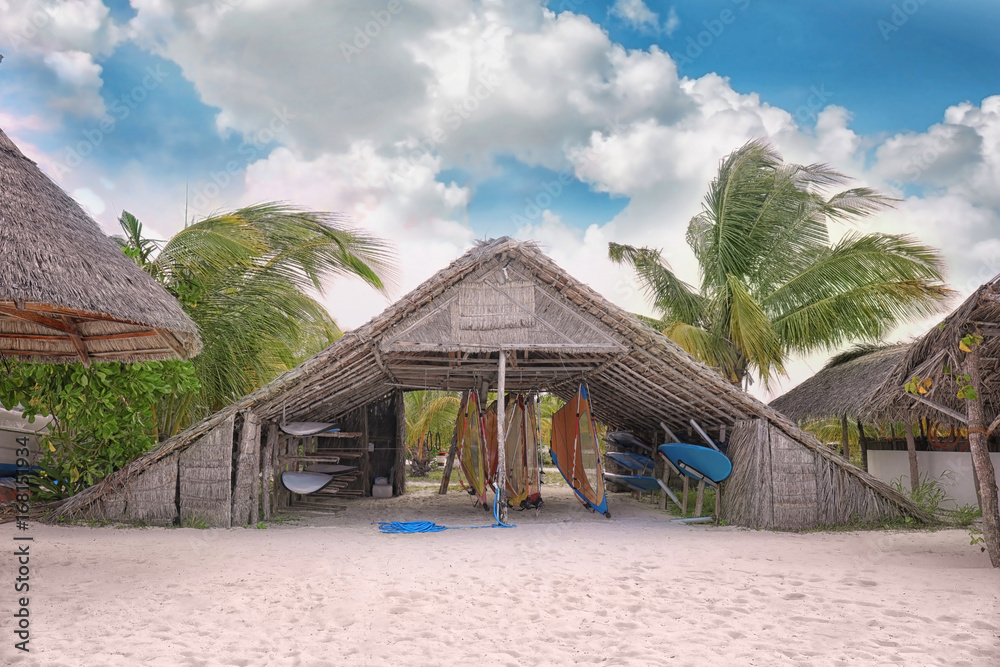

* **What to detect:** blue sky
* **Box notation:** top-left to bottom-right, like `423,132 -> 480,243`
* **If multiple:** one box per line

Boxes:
1,0 -> 998,396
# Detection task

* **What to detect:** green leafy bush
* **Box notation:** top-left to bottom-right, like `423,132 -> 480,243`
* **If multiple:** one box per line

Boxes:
0,361 -> 199,501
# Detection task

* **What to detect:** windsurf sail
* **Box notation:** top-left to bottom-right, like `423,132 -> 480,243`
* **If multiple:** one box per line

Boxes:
550,384 -> 609,516
456,390 -> 489,506
485,394 -> 544,509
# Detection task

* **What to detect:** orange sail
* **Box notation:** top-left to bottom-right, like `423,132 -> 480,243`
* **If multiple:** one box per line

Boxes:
484,394 -> 543,509
550,384 -> 608,516
456,390 -> 489,506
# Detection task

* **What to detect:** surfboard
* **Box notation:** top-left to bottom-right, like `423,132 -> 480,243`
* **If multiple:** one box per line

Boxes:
550,384 -> 609,517
605,451 -> 655,474
604,473 -> 660,492
657,443 -> 732,484
281,471 -> 336,494
303,464 -> 357,475
279,422 -> 341,436
605,431 -> 654,453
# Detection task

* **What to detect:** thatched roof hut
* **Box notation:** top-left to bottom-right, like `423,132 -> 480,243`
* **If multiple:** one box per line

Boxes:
53,238 -> 927,529
0,128 -> 200,365
769,344 -> 910,423
866,274 -> 1000,427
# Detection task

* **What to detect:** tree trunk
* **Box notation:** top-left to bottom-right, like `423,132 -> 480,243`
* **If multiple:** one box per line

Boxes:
841,413 -> 850,461
904,420 -> 920,494
964,343 -> 1000,568
856,419 -> 869,472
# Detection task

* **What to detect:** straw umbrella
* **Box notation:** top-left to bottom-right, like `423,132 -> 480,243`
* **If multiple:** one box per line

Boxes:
0,128 -> 200,365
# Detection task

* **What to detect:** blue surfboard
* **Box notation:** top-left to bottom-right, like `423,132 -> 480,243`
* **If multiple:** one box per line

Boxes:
605,431 -> 654,453
604,473 -> 661,492
605,451 -> 655,474
658,443 -> 732,484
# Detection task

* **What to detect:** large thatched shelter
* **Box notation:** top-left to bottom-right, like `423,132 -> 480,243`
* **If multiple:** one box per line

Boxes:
53,238 -> 926,529
0,128 -> 200,364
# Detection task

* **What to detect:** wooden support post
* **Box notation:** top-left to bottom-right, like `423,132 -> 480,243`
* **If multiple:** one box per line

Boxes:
658,458 -> 668,510
439,429 -> 459,495
904,419 -> 920,493
495,350 -> 508,523
394,389 -> 406,496
964,341 -> 1000,568
694,479 -> 706,517
361,404 -> 371,497
681,475 -> 689,516
261,422 -> 277,521
857,419 -> 869,472
715,482 -> 723,523
841,413 -> 850,461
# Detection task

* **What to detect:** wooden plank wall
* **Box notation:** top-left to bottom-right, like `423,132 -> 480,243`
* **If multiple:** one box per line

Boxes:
179,414 -> 236,528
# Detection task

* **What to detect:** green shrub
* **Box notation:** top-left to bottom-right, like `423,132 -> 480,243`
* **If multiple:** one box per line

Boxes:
0,360 -> 199,501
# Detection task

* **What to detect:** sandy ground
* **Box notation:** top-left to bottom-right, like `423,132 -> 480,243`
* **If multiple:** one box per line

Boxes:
1,484 -> 998,667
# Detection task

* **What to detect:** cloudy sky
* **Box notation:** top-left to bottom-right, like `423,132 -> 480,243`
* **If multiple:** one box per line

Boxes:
2,0 -> 999,400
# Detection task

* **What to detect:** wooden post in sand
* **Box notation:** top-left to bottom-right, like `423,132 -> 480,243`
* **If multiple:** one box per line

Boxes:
841,413 -> 851,461
681,475 -> 689,516
438,430 -> 458,495
495,350 -> 508,523
694,479 -> 706,517
904,419 -> 920,493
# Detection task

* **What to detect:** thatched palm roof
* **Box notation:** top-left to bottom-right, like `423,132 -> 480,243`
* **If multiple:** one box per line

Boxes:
55,237 -> 924,522
0,128 -> 200,365
866,274 -> 1000,426
769,344 -> 910,422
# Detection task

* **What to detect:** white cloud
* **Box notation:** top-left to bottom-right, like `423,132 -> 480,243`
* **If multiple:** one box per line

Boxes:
0,0 -> 121,116
611,0 -> 661,33
42,50 -> 105,115
664,7 -> 680,36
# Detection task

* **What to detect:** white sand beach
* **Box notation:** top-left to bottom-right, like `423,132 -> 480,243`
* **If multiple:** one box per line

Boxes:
2,486 -> 997,667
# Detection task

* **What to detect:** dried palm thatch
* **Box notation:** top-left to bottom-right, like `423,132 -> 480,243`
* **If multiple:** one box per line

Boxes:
52,237 -> 927,527
724,419 -> 909,528
0,128 -> 200,365
769,344 -> 910,422
866,275 -> 1000,426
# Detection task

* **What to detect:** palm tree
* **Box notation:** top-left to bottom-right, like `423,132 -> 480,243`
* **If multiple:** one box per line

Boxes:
115,203 -> 395,424
610,139 -> 952,388
404,391 -> 461,474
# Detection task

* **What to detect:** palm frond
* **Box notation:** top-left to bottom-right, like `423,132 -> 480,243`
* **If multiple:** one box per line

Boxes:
608,242 -> 705,323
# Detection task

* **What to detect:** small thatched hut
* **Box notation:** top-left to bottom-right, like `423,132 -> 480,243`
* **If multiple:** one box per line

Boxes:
769,344 -> 910,468
770,344 -> 909,424
865,275 -> 1000,566
53,238 -> 926,529
0,128 -> 200,364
